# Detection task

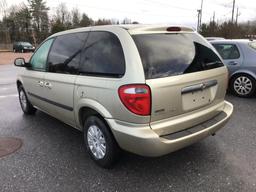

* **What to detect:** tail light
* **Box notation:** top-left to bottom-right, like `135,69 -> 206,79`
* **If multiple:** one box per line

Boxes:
118,84 -> 151,116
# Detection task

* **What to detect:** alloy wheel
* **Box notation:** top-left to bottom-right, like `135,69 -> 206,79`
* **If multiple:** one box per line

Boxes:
87,125 -> 106,159
19,90 -> 27,110
233,76 -> 253,96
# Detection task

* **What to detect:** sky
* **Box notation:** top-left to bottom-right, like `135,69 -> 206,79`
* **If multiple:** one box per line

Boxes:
2,0 -> 256,28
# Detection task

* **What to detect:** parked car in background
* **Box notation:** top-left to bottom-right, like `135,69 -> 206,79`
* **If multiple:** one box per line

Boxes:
205,37 -> 225,41
211,39 -> 256,97
14,25 -> 233,168
13,42 -> 35,53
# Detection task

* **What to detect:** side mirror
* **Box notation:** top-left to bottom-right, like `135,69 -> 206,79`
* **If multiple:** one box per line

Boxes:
14,58 -> 28,67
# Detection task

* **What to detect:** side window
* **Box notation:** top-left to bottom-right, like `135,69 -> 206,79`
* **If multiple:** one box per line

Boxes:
213,44 -> 240,60
80,31 -> 125,77
48,32 -> 88,74
249,42 -> 256,51
30,39 -> 54,71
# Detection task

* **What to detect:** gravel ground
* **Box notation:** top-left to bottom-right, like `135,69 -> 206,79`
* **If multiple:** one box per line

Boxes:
0,64 -> 255,192
0,52 -> 32,65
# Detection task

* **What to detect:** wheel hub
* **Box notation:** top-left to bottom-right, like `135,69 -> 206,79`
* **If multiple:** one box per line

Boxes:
87,125 -> 106,159
234,76 -> 252,95
19,90 -> 27,109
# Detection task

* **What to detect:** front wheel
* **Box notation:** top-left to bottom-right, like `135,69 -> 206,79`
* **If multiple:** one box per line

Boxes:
83,116 -> 120,168
230,74 -> 256,97
18,85 -> 37,114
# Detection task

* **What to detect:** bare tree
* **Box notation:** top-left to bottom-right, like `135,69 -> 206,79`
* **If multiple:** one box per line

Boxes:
0,0 -> 11,47
71,8 -> 81,28
0,0 -> 7,17
56,3 -> 71,26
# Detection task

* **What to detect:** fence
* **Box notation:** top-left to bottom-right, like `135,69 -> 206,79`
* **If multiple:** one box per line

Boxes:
0,43 -> 12,51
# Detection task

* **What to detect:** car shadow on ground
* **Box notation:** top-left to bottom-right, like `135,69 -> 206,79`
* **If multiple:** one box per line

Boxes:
2,96 -> 249,191
28,110 -> 247,191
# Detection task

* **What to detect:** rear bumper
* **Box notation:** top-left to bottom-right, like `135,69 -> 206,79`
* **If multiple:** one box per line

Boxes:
107,101 -> 233,157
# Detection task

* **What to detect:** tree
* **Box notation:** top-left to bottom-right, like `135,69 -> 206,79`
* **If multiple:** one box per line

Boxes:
71,8 -> 80,28
0,0 -> 7,17
79,13 -> 93,27
50,18 -> 65,34
0,0 -> 11,46
28,0 -> 49,43
121,18 -> 132,24
94,18 -> 112,26
200,20 -> 249,39
1,1 -> 137,45
1,4 -> 33,43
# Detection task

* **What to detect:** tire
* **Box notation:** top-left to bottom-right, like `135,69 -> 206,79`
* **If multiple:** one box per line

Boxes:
230,74 -> 256,98
18,85 -> 37,115
83,116 -> 120,168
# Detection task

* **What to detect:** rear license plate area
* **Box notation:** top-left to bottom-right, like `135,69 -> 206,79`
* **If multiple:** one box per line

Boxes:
182,89 -> 212,111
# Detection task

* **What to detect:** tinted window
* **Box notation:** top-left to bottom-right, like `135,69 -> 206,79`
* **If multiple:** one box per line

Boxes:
249,42 -> 256,51
30,39 -> 54,71
80,31 -> 125,77
212,44 -> 240,60
133,33 -> 223,79
48,32 -> 88,74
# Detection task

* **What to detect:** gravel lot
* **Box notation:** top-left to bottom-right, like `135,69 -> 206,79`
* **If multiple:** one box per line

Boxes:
0,52 -> 32,65
0,64 -> 256,192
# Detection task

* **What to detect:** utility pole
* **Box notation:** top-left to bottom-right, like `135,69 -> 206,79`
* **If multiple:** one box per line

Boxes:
197,0 -> 204,32
235,7 -> 240,25
231,0 -> 236,23
199,0 -> 204,27
197,9 -> 201,31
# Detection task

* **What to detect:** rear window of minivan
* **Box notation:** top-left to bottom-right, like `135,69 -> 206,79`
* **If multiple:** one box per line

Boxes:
133,33 -> 224,79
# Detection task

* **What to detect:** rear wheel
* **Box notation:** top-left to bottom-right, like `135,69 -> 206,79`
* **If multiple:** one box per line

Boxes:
83,116 -> 120,168
18,85 -> 37,114
230,74 -> 256,97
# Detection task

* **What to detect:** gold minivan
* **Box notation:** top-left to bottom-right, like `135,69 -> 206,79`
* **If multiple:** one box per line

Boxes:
14,25 -> 233,168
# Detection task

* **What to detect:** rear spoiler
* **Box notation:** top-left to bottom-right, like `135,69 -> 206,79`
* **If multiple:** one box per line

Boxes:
127,26 -> 194,35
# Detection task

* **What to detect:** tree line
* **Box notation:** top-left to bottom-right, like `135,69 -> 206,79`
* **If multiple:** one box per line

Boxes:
1,0 -> 256,46
0,0 -> 136,46
200,20 -> 256,39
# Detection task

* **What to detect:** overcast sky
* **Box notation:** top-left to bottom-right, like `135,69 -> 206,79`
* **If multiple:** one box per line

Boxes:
3,0 -> 256,27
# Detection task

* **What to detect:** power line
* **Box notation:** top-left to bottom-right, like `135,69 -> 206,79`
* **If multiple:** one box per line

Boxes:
141,0 -> 194,11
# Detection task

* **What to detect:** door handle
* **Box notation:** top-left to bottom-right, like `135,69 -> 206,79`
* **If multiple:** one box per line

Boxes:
228,61 -> 238,65
44,82 -> 52,89
38,80 -> 44,87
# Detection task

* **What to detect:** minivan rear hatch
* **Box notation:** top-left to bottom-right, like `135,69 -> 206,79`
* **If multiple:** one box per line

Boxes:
132,32 -> 228,136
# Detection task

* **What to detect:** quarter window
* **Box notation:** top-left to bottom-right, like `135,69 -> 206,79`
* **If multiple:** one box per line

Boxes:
80,31 -> 125,77
249,42 -> 256,50
212,44 -> 240,60
30,39 -> 54,71
48,32 -> 88,74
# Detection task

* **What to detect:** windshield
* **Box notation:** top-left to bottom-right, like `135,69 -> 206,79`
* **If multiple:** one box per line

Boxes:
132,33 -> 224,79
21,42 -> 32,46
